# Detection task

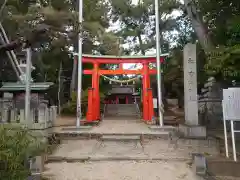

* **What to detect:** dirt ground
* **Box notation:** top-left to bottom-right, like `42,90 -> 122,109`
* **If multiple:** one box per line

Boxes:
44,161 -> 202,180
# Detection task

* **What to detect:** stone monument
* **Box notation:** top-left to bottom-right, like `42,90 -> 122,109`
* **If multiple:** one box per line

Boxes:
179,43 -> 206,138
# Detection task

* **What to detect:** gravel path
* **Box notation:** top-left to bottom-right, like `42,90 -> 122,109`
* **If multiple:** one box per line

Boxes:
44,161 -> 201,180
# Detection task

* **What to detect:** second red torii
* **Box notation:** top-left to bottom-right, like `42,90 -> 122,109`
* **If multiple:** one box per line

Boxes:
74,53 -> 168,123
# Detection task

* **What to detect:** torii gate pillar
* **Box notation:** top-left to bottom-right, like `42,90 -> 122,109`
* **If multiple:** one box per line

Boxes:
86,62 -> 100,122
142,62 -> 154,122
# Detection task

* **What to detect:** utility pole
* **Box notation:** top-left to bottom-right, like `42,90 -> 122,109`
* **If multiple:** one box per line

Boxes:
76,0 -> 83,127
25,48 -> 31,127
154,0 -> 164,126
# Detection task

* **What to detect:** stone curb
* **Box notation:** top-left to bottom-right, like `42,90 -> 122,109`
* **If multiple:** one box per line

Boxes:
191,154 -> 220,180
100,135 -> 141,141
46,156 -> 191,163
61,126 -> 93,131
55,132 -> 170,138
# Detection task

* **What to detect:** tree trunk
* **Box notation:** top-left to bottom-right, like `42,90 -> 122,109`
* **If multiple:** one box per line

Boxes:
184,0 -> 214,52
58,60 -> 63,114
70,57 -> 77,94
137,32 -> 145,55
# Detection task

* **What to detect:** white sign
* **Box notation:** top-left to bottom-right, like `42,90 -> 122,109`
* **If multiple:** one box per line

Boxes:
153,98 -> 157,108
222,87 -> 240,162
222,88 -> 240,121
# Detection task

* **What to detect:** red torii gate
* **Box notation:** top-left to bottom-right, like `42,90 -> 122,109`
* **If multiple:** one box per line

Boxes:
74,54 -> 167,123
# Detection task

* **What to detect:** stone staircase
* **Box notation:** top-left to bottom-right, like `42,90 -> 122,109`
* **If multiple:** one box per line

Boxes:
104,104 -> 140,118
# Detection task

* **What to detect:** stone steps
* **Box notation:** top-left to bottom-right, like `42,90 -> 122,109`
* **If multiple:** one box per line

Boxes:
101,135 -> 141,141
149,126 -> 176,132
56,131 -> 170,140
105,104 -> 139,118
104,114 -> 140,118
105,113 -> 139,116
46,138 -> 220,164
46,155 -> 191,163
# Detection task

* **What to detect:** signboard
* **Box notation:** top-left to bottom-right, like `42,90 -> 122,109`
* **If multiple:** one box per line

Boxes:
153,98 -> 157,108
223,88 -> 240,121
222,88 -> 240,162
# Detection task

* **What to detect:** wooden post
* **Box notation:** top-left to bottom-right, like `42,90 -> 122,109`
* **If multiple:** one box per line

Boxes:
96,73 -> 100,120
86,88 -> 94,121
119,63 -> 123,70
147,88 -> 154,121
92,62 -> 100,120
142,62 -> 149,121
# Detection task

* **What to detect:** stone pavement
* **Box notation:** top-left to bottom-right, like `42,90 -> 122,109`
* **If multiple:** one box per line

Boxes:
43,118 -> 220,180
53,118 -> 152,134
44,161 -> 202,180
47,138 -> 219,161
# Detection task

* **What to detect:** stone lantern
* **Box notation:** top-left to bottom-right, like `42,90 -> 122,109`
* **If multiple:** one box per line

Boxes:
17,51 -> 35,82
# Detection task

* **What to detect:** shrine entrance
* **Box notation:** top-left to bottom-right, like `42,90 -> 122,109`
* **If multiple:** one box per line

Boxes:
74,54 -> 167,123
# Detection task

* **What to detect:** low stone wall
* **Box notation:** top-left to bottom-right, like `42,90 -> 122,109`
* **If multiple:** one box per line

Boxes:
0,105 -> 57,130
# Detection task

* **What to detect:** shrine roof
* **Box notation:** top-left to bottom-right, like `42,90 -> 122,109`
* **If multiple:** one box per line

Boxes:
73,53 -> 169,60
0,82 -> 54,92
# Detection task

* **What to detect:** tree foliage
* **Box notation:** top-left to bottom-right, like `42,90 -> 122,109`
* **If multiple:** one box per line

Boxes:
0,0 -> 239,105
0,0 -> 118,106
201,0 -> 240,79
0,125 -> 47,180
110,0 -> 180,55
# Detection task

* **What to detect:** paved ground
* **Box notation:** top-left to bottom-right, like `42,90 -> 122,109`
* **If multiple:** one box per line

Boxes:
44,118 -> 219,180
53,118 -> 152,134
44,161 -> 201,180
48,139 -> 219,160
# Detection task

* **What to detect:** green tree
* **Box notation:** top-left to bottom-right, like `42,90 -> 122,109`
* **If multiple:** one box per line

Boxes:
0,125 -> 47,180
0,0 -> 116,107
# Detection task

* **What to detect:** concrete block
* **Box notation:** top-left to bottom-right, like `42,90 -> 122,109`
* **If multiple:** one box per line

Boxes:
192,153 -> 206,176
30,156 -> 44,173
207,159 -> 240,177
101,135 -> 141,141
179,124 -> 206,138
27,174 -> 41,180
62,126 -> 92,131
149,126 -> 176,132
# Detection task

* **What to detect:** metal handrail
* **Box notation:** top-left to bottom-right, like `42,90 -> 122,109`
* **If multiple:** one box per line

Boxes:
135,103 -> 141,118
102,103 -> 107,119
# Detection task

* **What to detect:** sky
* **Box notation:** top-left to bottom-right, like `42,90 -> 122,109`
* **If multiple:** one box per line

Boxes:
108,0 -> 181,69
109,0 -> 181,54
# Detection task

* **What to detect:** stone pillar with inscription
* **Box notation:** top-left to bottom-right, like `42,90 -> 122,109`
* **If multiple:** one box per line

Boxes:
184,43 -> 198,125
179,43 -> 206,138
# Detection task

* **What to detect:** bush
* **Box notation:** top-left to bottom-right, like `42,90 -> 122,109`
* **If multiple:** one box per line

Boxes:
61,90 -> 105,116
0,124 -> 47,180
